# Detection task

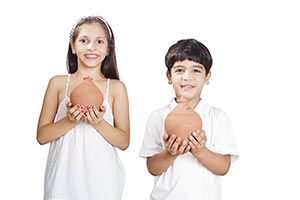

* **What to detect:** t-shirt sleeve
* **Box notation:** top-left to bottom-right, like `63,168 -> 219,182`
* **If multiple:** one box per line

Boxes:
139,110 -> 165,158
211,108 -> 239,162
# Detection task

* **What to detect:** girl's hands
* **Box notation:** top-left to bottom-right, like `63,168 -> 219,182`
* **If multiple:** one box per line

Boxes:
163,133 -> 190,156
189,130 -> 207,154
66,102 -> 87,123
66,102 -> 106,125
85,105 -> 106,125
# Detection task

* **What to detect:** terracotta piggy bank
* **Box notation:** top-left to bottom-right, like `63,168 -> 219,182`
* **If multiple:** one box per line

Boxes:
70,77 -> 104,109
164,98 -> 202,141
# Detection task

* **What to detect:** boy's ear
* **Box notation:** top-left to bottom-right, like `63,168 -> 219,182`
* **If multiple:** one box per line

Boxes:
166,71 -> 172,84
205,71 -> 211,85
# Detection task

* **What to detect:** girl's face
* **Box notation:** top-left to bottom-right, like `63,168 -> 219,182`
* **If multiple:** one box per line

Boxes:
167,59 -> 211,103
71,22 -> 109,69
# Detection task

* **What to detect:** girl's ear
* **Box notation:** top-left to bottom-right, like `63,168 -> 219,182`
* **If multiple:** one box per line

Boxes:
166,71 -> 172,84
205,71 -> 211,85
105,46 -> 110,56
71,42 -> 76,54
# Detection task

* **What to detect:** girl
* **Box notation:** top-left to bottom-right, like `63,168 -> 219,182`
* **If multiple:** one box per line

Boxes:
37,16 -> 130,200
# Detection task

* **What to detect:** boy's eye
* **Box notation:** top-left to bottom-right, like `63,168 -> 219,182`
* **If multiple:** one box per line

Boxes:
175,69 -> 184,73
193,69 -> 202,73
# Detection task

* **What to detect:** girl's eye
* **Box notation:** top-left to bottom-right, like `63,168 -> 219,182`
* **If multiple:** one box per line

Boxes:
97,40 -> 104,44
79,39 -> 87,44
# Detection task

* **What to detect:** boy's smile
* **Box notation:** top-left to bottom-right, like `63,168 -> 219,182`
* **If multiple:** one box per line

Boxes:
181,84 -> 195,90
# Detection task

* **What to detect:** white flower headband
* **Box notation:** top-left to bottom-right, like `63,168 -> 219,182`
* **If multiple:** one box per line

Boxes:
69,16 -> 112,42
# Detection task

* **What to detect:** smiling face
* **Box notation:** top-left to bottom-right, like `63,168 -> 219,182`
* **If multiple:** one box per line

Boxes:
71,22 -> 109,69
167,59 -> 211,103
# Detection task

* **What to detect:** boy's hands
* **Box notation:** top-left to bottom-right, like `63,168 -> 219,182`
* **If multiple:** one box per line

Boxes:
163,129 -> 207,157
189,130 -> 207,154
163,133 -> 190,156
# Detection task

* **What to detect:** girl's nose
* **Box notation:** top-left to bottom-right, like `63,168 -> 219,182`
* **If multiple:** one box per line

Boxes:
87,42 -> 96,50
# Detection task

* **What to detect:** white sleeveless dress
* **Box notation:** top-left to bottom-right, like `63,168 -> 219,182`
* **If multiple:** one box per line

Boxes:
44,74 -> 125,200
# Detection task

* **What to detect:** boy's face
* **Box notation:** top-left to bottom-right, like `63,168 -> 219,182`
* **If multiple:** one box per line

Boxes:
167,59 -> 211,102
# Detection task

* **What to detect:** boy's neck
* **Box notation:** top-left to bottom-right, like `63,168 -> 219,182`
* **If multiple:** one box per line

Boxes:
175,96 -> 201,109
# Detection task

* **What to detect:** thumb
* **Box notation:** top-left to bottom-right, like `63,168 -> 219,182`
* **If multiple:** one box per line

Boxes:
100,105 -> 106,111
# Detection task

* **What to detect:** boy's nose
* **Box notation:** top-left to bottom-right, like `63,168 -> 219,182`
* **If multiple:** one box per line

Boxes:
182,73 -> 192,81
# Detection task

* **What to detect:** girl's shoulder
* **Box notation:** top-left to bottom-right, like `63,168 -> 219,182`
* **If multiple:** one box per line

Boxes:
108,79 -> 127,92
49,74 -> 68,83
47,74 -> 68,90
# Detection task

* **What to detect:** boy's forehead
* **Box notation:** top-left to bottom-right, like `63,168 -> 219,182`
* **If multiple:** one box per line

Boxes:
173,59 -> 205,68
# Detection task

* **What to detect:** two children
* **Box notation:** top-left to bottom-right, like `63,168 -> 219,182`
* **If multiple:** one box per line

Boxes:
37,16 -> 238,200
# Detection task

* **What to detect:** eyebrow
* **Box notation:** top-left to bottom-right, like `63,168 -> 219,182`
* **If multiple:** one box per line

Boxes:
173,64 -> 204,69
78,35 -> 106,40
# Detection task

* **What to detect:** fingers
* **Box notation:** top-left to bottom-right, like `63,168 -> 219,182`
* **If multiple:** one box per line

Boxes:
67,104 -> 86,123
189,130 -> 206,151
100,105 -> 106,111
165,134 -> 177,151
66,101 -> 72,108
179,140 -> 191,153
85,105 -> 106,124
66,103 -> 106,124
165,134 -> 190,156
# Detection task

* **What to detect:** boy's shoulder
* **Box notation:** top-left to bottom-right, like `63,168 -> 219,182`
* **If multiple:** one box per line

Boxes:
149,104 -> 170,117
201,103 -> 229,120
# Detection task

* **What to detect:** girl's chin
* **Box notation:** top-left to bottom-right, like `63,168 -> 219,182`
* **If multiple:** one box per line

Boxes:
83,63 -> 100,68
86,65 -> 98,68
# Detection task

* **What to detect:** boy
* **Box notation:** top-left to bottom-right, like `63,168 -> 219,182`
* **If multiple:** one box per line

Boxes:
139,39 -> 239,200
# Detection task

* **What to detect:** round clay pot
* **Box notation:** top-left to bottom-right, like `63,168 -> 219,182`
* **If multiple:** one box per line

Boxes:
164,98 -> 202,141
70,77 -> 104,109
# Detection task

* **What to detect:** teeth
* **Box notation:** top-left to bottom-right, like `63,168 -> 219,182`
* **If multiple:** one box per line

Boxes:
86,55 -> 98,58
182,85 -> 193,89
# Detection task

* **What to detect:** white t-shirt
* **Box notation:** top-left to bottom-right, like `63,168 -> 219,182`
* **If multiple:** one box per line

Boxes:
139,98 -> 239,200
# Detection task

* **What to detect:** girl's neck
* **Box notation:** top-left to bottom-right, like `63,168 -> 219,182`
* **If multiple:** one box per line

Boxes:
74,69 -> 105,81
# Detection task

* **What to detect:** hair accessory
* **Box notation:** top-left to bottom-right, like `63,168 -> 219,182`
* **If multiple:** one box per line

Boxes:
69,16 -> 112,42
96,16 -> 112,39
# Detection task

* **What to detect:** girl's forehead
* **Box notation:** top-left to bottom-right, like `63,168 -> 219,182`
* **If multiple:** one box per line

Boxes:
77,23 -> 106,37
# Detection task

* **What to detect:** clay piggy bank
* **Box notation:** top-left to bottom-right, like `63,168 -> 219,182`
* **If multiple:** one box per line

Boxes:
70,77 -> 104,109
164,98 -> 202,141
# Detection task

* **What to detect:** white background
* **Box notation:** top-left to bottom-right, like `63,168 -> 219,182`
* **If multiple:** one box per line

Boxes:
1,0 -> 299,199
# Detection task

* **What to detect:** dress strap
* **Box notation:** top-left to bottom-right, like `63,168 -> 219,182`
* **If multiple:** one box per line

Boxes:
65,74 -> 71,98
105,79 -> 110,100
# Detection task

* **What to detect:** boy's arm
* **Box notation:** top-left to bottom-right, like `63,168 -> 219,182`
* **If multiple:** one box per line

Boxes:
194,148 -> 231,175
146,150 -> 177,176
189,130 -> 231,175
146,133 -> 190,176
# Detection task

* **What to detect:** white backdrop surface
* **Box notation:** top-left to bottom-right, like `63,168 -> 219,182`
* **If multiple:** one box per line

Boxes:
0,0 -> 299,199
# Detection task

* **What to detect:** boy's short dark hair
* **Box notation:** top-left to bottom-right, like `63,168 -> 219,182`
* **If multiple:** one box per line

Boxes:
165,39 -> 213,75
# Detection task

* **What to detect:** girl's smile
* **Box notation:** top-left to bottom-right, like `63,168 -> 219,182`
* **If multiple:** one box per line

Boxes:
84,54 -> 100,60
